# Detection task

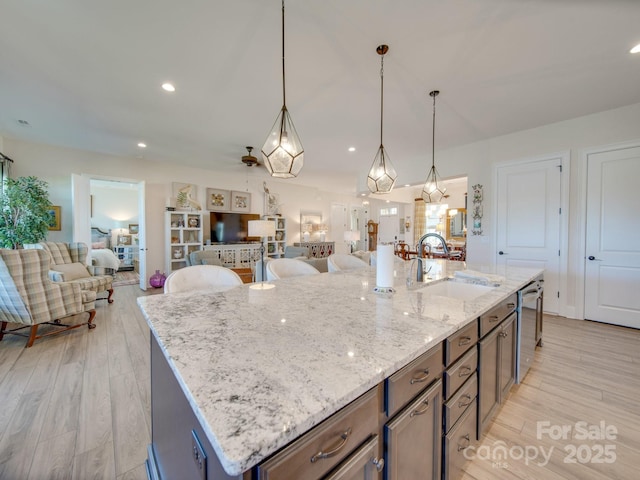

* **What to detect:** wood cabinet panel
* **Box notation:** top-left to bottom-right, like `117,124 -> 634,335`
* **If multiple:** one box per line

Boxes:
384,380 -> 442,480
478,327 -> 499,436
443,373 -> 477,435
479,293 -> 517,337
444,321 -> 478,367
324,435 -> 383,480
385,343 -> 443,418
444,348 -> 477,401
257,386 -> 380,480
499,314 -> 517,400
443,403 -> 477,480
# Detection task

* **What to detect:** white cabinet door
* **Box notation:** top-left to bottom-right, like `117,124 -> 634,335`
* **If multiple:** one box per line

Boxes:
496,156 -> 562,314
585,146 -> 640,328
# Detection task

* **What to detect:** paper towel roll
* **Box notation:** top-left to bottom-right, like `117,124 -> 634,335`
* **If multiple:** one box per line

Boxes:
376,244 -> 395,288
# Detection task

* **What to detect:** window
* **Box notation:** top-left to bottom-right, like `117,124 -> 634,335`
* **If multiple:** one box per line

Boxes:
380,207 -> 398,216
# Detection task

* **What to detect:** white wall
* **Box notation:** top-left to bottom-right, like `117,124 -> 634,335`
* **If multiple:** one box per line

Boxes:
91,184 -> 139,230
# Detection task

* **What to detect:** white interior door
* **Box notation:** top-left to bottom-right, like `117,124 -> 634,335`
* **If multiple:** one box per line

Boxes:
378,215 -> 399,245
585,146 -> 640,328
331,203 -> 348,254
496,156 -> 562,314
137,181 -> 147,290
71,174 -> 91,254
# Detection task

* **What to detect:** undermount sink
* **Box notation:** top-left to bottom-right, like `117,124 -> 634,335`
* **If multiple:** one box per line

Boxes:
421,279 -> 495,301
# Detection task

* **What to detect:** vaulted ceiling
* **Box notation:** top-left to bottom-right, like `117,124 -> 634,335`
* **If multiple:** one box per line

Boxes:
1,0 -> 639,193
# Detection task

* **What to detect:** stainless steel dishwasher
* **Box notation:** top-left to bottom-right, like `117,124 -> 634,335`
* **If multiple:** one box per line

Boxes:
516,275 -> 544,383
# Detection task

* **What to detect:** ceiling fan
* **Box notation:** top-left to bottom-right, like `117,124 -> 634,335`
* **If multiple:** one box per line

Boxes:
241,146 -> 260,167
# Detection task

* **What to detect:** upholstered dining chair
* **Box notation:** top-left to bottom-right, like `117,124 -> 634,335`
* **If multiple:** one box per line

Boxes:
0,249 -> 97,348
24,242 -> 114,303
327,254 -> 369,273
265,258 -> 320,280
163,265 -> 243,293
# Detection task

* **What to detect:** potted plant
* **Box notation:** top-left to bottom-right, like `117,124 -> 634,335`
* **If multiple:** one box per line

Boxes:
0,176 -> 52,249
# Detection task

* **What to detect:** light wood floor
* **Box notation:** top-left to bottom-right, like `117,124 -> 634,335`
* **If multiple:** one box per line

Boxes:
0,284 -> 160,480
1,286 -> 638,479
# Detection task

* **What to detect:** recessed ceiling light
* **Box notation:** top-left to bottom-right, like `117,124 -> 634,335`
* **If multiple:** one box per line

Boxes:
161,82 -> 176,92
404,184 -> 410,187
137,142 -> 147,148
631,44 -> 640,54
348,147 -> 356,152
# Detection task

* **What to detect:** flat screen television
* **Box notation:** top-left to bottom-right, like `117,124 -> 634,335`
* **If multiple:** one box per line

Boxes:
210,212 -> 261,243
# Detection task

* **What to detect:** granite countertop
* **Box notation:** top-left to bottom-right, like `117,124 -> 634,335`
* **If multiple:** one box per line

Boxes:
137,260 -> 542,476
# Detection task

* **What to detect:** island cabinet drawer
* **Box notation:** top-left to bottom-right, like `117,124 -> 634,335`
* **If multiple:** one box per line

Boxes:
479,293 -> 517,337
444,322 -> 478,367
385,343 -> 443,418
443,372 -> 477,434
443,402 -> 477,480
256,385 -> 381,480
444,347 -> 477,400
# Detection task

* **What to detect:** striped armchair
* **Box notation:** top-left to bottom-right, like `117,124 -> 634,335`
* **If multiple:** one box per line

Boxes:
24,242 -> 114,303
0,249 -> 97,348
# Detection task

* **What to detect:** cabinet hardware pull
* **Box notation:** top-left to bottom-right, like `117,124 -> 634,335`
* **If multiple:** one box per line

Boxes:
409,369 -> 430,384
488,315 -> 499,322
371,457 -> 385,472
458,336 -> 472,346
310,427 -> 352,463
457,434 -> 471,451
458,394 -> 472,408
410,399 -> 430,417
507,302 -> 516,308
499,331 -> 508,338
458,366 -> 473,377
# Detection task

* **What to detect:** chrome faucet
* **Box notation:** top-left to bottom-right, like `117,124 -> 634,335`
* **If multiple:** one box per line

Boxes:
417,233 -> 449,258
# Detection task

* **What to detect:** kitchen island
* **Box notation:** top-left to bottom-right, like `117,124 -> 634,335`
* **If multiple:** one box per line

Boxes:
137,260 -> 543,479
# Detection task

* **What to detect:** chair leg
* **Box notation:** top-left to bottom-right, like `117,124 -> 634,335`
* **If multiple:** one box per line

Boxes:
0,321 -> 7,342
87,309 -> 97,329
107,288 -> 114,304
26,325 -> 39,348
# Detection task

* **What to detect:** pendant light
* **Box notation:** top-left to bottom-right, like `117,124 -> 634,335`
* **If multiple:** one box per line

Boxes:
261,0 -> 304,179
421,90 -> 447,203
367,44 -> 397,194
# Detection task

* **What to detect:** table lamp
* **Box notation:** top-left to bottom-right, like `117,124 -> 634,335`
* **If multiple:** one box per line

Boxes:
248,220 -> 276,290
344,230 -> 361,253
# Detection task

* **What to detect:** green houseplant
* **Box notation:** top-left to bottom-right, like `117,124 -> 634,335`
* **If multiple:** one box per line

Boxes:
0,176 -> 52,249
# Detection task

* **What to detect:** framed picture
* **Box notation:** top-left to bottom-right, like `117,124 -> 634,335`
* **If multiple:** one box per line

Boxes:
206,188 -> 230,211
231,191 -> 251,213
172,182 -> 202,210
265,192 -> 280,215
47,206 -> 61,231
129,224 -> 139,234
117,234 -> 132,245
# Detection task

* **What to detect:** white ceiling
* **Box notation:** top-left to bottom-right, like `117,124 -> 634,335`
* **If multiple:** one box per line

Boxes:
1,0 -> 639,194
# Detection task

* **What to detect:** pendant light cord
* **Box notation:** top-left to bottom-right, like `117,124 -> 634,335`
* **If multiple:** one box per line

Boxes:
281,0 -> 286,107
432,91 -> 436,168
380,54 -> 384,146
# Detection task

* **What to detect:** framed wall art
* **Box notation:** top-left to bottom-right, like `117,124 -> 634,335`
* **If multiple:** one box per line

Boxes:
172,182 -> 202,210
231,191 -> 251,213
206,188 -> 230,211
47,206 -> 61,231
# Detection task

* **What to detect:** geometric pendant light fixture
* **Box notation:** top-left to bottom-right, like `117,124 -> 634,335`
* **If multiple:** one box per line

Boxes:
261,0 -> 304,178
421,90 -> 447,203
367,44 -> 397,194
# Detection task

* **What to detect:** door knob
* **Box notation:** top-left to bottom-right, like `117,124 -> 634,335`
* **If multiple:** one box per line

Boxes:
498,251 -> 507,255
587,256 -> 602,261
